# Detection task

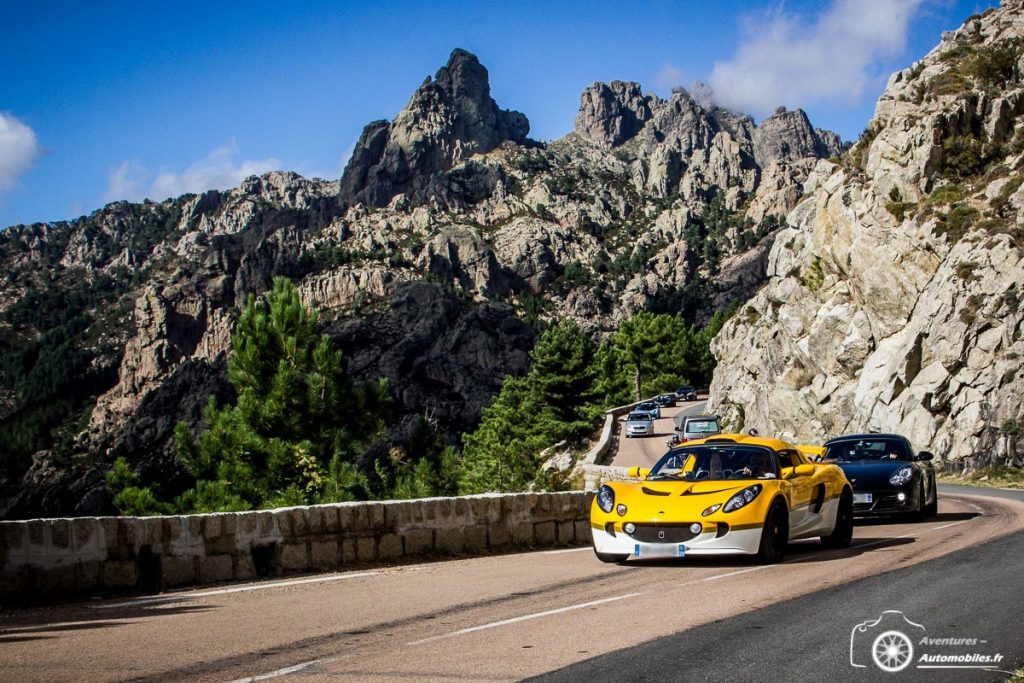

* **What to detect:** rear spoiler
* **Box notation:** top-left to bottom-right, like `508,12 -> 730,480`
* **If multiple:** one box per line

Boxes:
796,444 -> 825,462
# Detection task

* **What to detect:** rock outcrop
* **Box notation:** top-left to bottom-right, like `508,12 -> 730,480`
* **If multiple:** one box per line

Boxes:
710,3 -> 1024,466
575,81 -> 659,147
753,107 -> 844,165
339,49 -> 529,209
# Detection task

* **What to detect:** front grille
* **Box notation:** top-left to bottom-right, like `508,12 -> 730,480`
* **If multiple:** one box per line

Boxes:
628,523 -> 699,544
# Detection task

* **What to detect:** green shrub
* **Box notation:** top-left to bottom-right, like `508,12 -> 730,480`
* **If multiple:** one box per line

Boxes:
801,257 -> 825,292
936,205 -> 980,243
964,40 -> 1022,87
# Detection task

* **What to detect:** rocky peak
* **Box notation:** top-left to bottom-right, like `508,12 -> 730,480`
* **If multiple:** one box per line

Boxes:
339,48 -> 529,210
574,80 -> 660,147
753,106 -> 845,165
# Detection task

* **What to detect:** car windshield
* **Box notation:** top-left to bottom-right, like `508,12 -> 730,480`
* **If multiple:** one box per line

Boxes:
685,419 -> 720,434
648,445 -> 779,481
627,413 -> 651,422
677,386 -> 694,392
823,439 -> 911,462
638,402 -> 656,410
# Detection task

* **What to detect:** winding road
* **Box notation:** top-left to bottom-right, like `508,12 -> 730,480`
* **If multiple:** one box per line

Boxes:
2,487 -> 1023,681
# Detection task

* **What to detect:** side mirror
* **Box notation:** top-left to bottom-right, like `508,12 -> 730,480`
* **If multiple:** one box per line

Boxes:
628,466 -> 651,480
793,464 -> 815,476
916,451 -> 934,462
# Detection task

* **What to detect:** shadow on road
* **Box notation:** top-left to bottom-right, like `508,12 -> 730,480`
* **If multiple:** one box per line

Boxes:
0,603 -> 215,643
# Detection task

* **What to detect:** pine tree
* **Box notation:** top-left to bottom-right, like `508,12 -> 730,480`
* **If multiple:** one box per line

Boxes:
174,277 -> 385,511
459,320 -> 601,493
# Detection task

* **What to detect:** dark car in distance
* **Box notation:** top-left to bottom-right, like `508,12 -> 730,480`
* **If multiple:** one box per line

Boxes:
675,385 -> 697,401
654,393 -> 677,408
821,433 -> 937,520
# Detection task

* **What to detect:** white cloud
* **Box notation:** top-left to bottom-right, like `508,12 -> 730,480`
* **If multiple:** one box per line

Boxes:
0,112 -> 43,191
708,0 -> 924,118
104,143 -> 280,203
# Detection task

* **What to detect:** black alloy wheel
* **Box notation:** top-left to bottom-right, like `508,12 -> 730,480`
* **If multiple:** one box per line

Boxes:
822,488 -> 854,548
757,500 -> 789,563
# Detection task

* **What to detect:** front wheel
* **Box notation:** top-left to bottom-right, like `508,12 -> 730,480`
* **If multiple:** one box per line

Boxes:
908,481 -> 927,522
822,489 -> 854,548
757,500 -> 789,563
924,481 -> 938,518
594,548 -> 629,564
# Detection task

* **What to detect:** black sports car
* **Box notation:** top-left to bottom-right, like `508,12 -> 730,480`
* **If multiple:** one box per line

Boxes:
821,433 -> 937,520
675,385 -> 697,401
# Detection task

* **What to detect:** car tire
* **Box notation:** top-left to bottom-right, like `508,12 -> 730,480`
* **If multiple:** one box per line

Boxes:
908,482 -> 927,522
924,481 -> 938,518
757,499 -> 788,563
594,549 -> 629,564
821,488 -> 854,548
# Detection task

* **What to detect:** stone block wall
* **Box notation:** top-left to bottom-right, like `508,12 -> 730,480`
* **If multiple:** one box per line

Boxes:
0,491 -> 592,604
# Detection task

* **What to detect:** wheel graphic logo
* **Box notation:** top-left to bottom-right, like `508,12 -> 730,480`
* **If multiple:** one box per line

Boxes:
872,630 -> 913,672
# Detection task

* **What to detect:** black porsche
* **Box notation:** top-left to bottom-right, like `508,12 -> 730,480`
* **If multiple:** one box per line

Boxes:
821,433 -> 938,520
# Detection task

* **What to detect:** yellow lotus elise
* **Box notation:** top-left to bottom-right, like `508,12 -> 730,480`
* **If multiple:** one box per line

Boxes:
591,433 -> 853,563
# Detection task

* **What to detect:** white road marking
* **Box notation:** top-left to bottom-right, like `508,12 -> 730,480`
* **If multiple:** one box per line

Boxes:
405,591 -> 646,646
89,571 -> 381,610
539,547 -> 591,555
699,565 -> 770,581
223,656 -> 351,683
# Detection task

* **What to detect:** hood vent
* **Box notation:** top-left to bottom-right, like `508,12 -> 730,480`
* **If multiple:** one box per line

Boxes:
641,487 -> 672,496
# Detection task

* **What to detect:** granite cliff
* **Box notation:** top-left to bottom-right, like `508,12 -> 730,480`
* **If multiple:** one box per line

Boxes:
710,2 -> 1024,467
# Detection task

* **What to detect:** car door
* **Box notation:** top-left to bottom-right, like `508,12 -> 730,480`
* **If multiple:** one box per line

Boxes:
778,449 -> 815,532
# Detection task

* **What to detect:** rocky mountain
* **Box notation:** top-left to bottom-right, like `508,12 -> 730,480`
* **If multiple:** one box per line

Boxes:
0,48 -> 842,518
711,2 -> 1024,467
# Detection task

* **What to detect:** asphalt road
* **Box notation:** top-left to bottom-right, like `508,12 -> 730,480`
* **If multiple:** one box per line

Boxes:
531,485 -> 1024,683
1,487 -> 1021,682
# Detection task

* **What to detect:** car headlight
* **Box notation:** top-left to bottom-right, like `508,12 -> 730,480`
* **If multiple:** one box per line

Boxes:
889,466 -> 913,486
597,485 -> 615,513
724,484 -> 763,513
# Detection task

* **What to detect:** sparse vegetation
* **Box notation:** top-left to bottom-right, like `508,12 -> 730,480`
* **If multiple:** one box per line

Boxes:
885,187 -> 916,222
801,257 -> 825,292
954,260 -> 981,281
939,465 -> 1024,489
935,204 -> 980,244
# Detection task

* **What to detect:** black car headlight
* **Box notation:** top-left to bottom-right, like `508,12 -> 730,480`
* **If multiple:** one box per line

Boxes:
724,484 -> 762,513
889,466 -> 913,486
597,485 -> 615,513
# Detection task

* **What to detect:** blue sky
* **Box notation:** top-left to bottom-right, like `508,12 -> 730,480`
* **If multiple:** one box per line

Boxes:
0,0 -> 998,228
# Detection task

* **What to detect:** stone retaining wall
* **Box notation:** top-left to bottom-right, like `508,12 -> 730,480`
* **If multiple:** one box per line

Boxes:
0,491 -> 592,604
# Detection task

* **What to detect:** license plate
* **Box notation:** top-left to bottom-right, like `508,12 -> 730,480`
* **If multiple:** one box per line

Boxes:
634,543 -> 686,558
853,493 -> 873,504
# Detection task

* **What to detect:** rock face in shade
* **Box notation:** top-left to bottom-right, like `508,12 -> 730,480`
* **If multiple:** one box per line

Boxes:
339,49 -> 529,210
709,2 -> 1024,466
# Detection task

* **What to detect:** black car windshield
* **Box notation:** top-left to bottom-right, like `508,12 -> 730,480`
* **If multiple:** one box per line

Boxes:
648,445 -> 779,481
638,402 -> 657,410
823,439 -> 911,462
627,413 -> 651,422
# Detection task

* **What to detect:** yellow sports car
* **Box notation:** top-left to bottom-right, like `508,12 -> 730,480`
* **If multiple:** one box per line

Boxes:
591,433 -> 853,563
